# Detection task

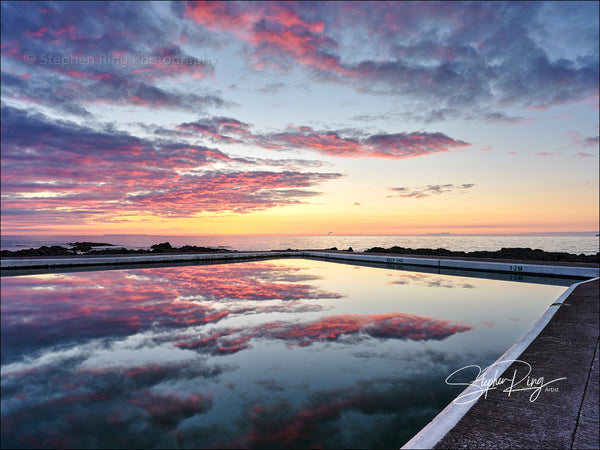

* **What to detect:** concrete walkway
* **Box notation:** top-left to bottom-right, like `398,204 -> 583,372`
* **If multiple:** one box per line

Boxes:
421,278 -> 599,449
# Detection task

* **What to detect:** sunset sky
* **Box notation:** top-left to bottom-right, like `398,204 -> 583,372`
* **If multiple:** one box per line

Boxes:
1,1 -> 598,236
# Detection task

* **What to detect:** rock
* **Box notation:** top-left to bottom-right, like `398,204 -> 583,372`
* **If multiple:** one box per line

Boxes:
151,242 -> 173,252
1,245 -> 74,257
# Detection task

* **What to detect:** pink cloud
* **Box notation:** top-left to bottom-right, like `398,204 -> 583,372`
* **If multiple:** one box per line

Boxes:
228,396 -> 364,448
176,312 -> 472,354
263,127 -> 469,159
265,126 -> 362,155
185,1 -> 349,75
184,1 -> 259,36
565,130 -> 599,149
177,117 -> 254,144
1,107 -> 343,225
363,132 -> 470,159
65,70 -> 113,80
0,39 -> 22,57
24,26 -> 48,38
130,171 -> 343,216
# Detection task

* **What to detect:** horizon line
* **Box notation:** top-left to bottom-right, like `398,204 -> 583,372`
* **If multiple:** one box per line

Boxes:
1,231 -> 598,237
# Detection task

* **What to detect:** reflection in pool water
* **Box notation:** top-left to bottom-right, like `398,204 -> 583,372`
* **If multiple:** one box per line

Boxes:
1,259 -> 568,448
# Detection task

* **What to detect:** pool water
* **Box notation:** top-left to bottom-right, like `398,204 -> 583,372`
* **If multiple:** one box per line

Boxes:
1,259 -> 569,449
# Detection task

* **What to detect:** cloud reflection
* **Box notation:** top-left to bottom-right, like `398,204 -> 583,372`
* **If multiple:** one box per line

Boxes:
216,372 -> 469,449
177,312 -> 472,354
1,262 -> 342,364
388,272 -> 476,289
1,261 -> 475,449
1,357 -> 220,449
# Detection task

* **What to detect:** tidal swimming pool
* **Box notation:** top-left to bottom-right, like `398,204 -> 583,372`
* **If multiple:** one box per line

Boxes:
1,258 -> 572,449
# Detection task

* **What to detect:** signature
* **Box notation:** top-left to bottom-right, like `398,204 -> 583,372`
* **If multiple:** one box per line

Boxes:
445,359 -> 566,404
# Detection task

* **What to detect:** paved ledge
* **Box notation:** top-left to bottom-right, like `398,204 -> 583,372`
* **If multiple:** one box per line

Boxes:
0,251 -> 295,271
302,251 -> 599,279
403,278 -> 600,449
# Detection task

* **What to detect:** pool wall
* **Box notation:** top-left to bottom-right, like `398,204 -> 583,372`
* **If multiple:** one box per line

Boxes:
2,250 -> 599,279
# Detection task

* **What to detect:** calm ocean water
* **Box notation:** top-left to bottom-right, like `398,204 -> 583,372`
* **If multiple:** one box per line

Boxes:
2,234 -> 599,255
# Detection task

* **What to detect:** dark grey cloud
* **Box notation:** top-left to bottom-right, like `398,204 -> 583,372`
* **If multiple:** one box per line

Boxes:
1,2 -> 224,114
183,1 -> 598,122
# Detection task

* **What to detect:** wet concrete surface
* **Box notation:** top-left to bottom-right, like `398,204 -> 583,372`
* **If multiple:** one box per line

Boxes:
434,279 -> 599,449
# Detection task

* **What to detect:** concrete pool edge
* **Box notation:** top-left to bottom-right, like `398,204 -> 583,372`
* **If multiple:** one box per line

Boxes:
0,251 -> 296,270
400,276 -> 599,449
2,250 -> 599,279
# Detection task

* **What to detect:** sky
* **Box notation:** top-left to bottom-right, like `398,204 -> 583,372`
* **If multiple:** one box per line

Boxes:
1,1 -> 598,236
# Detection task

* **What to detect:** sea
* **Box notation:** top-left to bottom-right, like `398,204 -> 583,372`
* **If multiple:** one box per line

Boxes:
1,234 -> 599,255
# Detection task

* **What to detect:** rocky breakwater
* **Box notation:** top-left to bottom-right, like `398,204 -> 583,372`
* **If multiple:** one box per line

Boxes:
364,246 -> 599,263
1,242 -> 233,257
